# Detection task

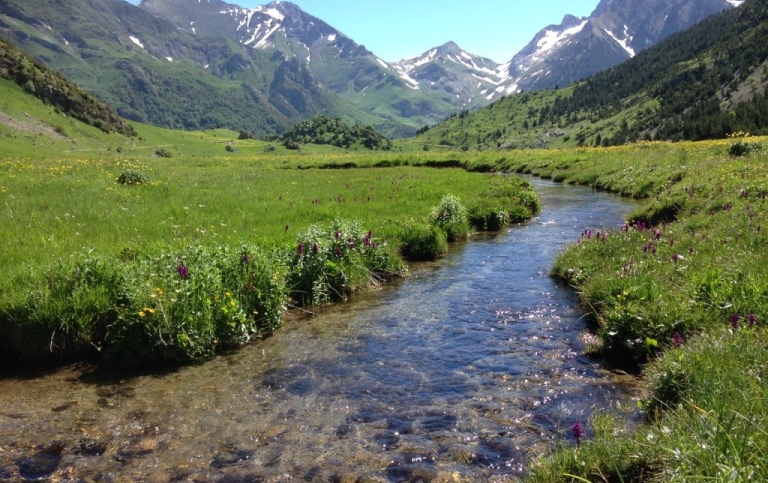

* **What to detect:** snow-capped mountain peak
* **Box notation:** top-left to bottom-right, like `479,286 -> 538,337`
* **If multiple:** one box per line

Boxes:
391,41 -> 507,105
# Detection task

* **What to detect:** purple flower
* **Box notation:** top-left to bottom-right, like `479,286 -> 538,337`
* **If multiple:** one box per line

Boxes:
730,313 -> 740,329
689,246 -> 694,255
349,241 -> 355,250
312,242 -> 319,254
673,331 -> 683,349
335,247 -> 343,258
297,242 -> 305,258
177,264 -> 190,280
749,313 -> 757,326
573,421 -> 584,448
241,252 -> 250,265
335,231 -> 341,240
672,253 -> 680,264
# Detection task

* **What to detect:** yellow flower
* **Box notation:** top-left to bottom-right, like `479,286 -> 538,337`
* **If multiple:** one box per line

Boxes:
156,288 -> 164,295
138,310 -> 146,317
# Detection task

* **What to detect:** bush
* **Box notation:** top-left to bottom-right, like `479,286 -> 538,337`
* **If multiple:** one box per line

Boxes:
397,221 -> 448,261
468,206 -> 509,231
117,170 -> 148,185
728,140 -> 759,157
238,130 -> 253,140
104,244 -> 286,366
287,219 -> 406,306
1,244 -> 287,366
155,148 -> 173,158
429,194 -> 470,241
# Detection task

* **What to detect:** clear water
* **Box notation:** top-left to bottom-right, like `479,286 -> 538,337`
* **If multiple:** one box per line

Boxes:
0,178 -> 639,482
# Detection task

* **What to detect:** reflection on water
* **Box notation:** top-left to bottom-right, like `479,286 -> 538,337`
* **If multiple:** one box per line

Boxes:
0,179 -> 639,481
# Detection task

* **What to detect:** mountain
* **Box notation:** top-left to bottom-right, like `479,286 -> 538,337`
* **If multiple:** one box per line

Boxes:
417,0 -> 767,148
137,0 -> 487,135
0,0 -> 337,135
492,0 -> 742,96
0,0 -> 745,138
392,41 -> 505,108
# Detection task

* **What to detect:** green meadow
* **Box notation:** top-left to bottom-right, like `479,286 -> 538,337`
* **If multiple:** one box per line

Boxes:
0,79 -> 541,366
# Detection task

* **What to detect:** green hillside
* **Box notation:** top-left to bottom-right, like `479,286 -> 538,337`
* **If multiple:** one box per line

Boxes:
419,0 -> 768,149
0,37 -> 135,136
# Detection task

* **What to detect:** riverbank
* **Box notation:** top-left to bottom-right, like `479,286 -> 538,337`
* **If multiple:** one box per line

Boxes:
0,158 -> 539,366
511,137 -> 768,481
0,177 -> 636,481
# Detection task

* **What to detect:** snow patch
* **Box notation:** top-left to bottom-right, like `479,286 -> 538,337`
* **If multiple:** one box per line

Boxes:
536,20 -> 587,55
255,5 -> 285,21
376,58 -> 389,69
605,25 -> 635,57
166,57 -> 173,62
726,0 -> 744,6
129,36 -> 144,49
328,33 -> 337,42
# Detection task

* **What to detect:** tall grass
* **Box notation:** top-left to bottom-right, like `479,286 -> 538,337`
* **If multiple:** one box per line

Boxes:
0,154 -> 539,365
523,136 -> 768,481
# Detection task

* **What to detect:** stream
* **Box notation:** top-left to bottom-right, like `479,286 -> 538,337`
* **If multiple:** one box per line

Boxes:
0,178 -> 639,482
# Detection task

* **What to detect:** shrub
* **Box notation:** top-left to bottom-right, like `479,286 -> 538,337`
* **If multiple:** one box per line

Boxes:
1,245 -> 288,367
238,130 -> 253,140
287,219 -> 406,306
116,170 -> 148,185
429,194 -> 470,241
155,148 -> 173,158
104,244 -> 286,366
397,221 -> 448,261
728,140 -> 756,157
468,206 -> 509,231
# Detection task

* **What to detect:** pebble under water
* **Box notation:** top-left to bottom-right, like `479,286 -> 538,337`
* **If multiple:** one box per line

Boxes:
0,178 -> 640,482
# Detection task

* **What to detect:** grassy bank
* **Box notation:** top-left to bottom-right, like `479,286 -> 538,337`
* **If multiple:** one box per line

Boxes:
0,151 -> 539,366
497,137 -> 768,481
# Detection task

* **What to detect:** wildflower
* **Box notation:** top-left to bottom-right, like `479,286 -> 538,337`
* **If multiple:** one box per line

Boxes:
573,421 -> 584,448
177,264 -> 190,280
312,242 -> 319,254
673,331 -> 683,349
138,310 -> 147,317
156,287 -> 164,295
242,252 -> 250,265
672,253 -> 680,263
749,313 -> 757,326
335,247 -> 343,258
730,313 -> 740,329
349,240 -> 355,250
689,246 -> 694,255
297,242 -> 305,258
335,231 -> 341,240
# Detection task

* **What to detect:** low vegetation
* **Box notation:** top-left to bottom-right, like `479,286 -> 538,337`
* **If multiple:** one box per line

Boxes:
0,38 -> 136,137
0,143 -> 539,365
269,115 -> 392,150
507,135 -> 768,482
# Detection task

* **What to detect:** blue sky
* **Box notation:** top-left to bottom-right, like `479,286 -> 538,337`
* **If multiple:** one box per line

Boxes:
125,0 -> 599,63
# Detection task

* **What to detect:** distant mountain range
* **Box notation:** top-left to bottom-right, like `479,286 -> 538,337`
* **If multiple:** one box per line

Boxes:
417,0 -> 768,149
0,0 -> 744,137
